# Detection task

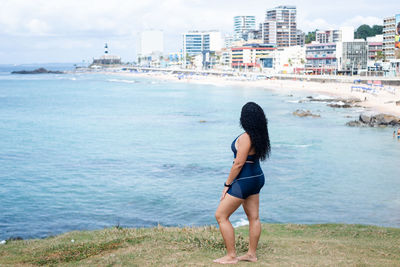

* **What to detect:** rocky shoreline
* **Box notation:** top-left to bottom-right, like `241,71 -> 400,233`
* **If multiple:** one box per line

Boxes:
346,114 -> 400,127
292,96 -> 400,127
306,96 -> 362,108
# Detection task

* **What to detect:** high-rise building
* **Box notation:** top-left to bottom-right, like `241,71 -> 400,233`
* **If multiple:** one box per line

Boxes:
182,31 -> 222,67
137,30 -> 164,66
383,15 -> 396,62
233,16 -> 256,41
263,21 -> 277,45
263,5 -> 297,47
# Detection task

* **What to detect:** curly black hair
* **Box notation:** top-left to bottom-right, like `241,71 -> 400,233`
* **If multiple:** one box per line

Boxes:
240,102 -> 271,161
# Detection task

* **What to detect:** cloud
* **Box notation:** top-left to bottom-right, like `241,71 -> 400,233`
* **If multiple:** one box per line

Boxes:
341,15 -> 382,28
25,19 -> 52,36
0,0 -> 396,63
299,18 -> 336,32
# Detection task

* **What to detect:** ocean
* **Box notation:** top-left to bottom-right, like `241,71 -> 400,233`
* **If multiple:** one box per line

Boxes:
1,64 -> 400,239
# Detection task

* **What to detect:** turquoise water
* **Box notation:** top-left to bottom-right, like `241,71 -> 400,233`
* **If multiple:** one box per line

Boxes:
1,67 -> 400,239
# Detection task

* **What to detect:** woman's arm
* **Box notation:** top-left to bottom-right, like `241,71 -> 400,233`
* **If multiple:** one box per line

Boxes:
220,133 -> 252,200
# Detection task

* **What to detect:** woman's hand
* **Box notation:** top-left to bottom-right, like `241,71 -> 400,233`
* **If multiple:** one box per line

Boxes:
220,186 -> 229,201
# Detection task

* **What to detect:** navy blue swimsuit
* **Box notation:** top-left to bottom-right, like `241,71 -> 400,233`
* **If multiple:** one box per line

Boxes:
227,134 -> 265,199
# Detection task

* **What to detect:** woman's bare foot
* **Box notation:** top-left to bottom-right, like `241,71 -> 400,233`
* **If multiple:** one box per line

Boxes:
237,253 -> 257,262
213,255 -> 238,264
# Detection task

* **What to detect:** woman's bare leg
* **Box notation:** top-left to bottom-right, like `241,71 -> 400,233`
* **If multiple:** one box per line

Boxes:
214,194 -> 243,264
238,194 -> 260,262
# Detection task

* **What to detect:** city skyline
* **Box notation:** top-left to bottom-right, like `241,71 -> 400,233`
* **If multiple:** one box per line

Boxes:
0,0 -> 396,64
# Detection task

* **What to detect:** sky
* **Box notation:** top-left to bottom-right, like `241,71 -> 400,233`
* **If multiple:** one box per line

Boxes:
0,0 -> 396,64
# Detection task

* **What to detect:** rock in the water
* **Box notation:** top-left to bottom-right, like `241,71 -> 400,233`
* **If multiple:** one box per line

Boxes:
327,103 -> 352,108
293,109 -> 320,118
372,114 -> 400,125
346,120 -> 364,127
11,68 -> 63,74
359,114 -> 371,123
346,113 -> 400,127
307,96 -> 361,104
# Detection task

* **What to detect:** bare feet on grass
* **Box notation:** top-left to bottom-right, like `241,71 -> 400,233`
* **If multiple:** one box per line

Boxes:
237,253 -> 257,262
213,255 -> 238,264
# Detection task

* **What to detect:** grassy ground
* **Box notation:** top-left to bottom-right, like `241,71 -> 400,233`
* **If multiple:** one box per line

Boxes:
0,223 -> 399,266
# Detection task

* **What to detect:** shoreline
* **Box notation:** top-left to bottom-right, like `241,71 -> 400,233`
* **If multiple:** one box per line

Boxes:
98,69 -> 400,117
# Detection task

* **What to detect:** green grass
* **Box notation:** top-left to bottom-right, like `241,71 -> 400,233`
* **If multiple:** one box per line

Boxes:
0,223 -> 399,266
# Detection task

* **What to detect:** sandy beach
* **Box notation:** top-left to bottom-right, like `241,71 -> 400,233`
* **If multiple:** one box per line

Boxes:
110,70 -> 400,117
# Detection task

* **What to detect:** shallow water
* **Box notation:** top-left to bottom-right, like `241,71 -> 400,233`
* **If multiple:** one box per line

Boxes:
1,67 -> 400,239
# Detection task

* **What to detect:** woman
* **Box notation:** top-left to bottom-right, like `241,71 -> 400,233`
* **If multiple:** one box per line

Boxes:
214,102 -> 271,264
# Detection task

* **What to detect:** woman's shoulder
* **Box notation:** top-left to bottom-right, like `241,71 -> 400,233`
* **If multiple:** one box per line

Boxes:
238,132 -> 251,142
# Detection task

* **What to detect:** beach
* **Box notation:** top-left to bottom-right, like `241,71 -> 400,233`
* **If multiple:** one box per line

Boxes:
110,70 -> 400,117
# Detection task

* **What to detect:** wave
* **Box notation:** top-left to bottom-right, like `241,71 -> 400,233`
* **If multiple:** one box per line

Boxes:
233,218 -> 249,228
274,143 -> 312,148
107,78 -> 137,84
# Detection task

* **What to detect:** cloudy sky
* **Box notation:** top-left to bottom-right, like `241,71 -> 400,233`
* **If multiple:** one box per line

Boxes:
0,0 -> 396,64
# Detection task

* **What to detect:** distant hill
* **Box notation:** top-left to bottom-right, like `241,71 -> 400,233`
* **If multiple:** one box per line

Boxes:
354,24 -> 383,40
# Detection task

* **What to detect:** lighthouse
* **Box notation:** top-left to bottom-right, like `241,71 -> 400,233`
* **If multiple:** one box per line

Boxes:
91,43 -> 122,66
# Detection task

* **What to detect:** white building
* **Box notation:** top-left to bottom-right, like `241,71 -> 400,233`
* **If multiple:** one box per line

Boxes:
263,6 -> 297,47
137,30 -> 164,66
339,26 -> 355,42
367,35 -> 383,43
208,31 -> 223,51
336,39 -> 368,73
315,27 -> 354,44
316,30 -> 340,43
183,30 -> 222,67
224,34 -> 234,48
383,16 -> 396,62
137,30 -> 164,56
274,46 -> 305,74
233,16 -> 256,41
217,48 -> 231,69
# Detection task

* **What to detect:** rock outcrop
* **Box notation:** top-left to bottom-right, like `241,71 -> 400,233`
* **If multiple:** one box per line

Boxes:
346,114 -> 400,127
11,68 -> 64,74
306,96 -> 361,109
293,109 -> 320,118
327,103 -> 353,108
